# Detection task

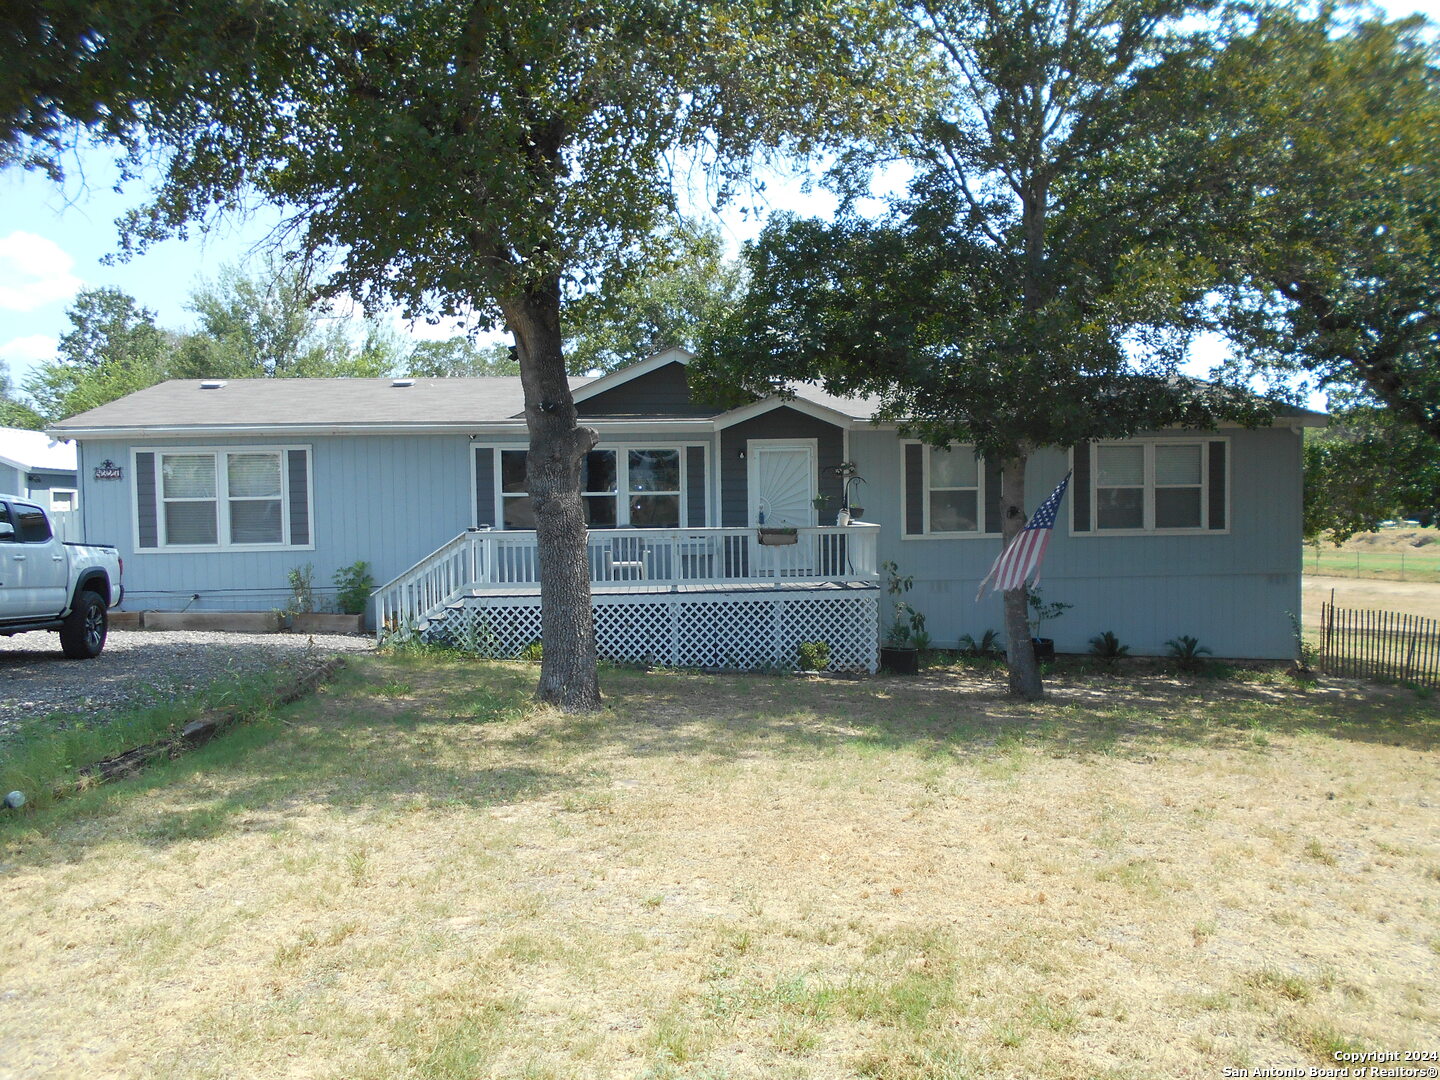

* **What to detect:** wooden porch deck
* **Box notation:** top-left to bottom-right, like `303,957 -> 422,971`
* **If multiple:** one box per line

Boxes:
376,525 -> 881,636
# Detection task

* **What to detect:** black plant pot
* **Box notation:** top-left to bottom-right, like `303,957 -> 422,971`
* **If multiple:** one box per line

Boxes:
1031,637 -> 1055,662
880,646 -> 920,675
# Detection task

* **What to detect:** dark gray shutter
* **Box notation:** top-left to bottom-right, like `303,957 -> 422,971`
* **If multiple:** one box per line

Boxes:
904,443 -> 924,535
287,450 -> 310,546
474,447 -> 496,527
983,458 -> 1003,534
686,446 -> 706,526
135,452 -> 158,548
1071,442 -> 1091,532
1208,440 -> 1227,530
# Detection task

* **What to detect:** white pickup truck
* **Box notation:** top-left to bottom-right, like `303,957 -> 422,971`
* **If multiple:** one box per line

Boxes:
0,496 -> 123,658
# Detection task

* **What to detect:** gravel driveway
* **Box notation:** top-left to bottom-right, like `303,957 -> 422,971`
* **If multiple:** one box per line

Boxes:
0,629 -> 374,741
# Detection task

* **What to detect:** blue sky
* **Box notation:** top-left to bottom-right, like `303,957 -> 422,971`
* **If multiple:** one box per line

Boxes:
0,143 -> 815,385
2,0 -> 1435,395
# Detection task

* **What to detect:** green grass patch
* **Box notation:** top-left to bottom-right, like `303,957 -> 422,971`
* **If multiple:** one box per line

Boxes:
0,660 -> 316,814
1305,544 -> 1440,582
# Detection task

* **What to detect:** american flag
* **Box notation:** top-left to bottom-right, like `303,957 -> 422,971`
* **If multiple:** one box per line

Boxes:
976,473 -> 1071,600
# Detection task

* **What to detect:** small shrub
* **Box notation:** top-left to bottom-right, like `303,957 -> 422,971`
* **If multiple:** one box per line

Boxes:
882,561 -> 927,648
285,563 -> 317,615
796,640 -> 831,671
1026,586 -> 1073,639
518,640 -> 544,662
333,561 -> 375,616
958,629 -> 1003,658
1165,635 -> 1212,672
1088,630 -> 1130,661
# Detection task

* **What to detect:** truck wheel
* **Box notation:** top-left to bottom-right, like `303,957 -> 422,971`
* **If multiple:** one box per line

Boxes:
60,591 -> 107,659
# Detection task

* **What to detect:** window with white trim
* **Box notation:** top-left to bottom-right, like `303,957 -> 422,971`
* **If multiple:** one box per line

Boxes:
1093,440 -> 1210,531
501,448 -> 535,529
496,446 -> 690,528
142,447 -> 310,549
902,443 -> 999,537
928,446 -> 982,534
627,449 -> 681,527
162,453 -> 220,544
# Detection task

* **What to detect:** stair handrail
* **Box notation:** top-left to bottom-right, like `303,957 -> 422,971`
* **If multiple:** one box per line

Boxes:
374,530 -> 488,640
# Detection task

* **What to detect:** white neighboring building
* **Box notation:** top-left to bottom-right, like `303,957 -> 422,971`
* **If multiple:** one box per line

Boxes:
0,427 -> 80,538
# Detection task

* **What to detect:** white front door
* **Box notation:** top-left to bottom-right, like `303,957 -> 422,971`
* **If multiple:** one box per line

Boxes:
747,440 -> 817,527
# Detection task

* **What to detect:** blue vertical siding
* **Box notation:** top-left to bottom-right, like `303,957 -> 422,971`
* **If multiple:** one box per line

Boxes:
79,434 -> 476,618
78,430 -> 725,621
76,422 -> 1304,657
849,425 -> 1303,659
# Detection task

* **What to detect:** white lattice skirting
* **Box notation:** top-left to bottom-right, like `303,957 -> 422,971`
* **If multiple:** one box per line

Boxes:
421,586 -> 879,672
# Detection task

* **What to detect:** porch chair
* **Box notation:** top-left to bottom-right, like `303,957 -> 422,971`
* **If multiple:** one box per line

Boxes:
605,531 -> 648,581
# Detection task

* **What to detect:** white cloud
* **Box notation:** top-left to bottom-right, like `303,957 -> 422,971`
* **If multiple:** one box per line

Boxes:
0,334 -> 58,366
0,334 -> 58,386
0,232 -> 82,312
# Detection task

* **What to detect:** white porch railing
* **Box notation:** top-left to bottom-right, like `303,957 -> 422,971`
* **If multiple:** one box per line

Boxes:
375,523 -> 880,639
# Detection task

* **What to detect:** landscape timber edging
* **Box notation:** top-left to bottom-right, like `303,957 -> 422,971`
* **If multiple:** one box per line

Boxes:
130,611 -> 365,635
75,656 -> 347,788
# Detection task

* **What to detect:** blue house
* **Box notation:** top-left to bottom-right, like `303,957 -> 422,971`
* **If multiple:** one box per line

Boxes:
49,349 -> 1322,668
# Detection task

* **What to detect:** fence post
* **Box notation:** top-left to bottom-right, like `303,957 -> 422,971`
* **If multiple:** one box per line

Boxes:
1322,590 -> 1334,670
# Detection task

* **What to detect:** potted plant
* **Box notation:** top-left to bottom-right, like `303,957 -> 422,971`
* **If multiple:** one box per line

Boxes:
879,560 -> 929,674
757,525 -> 799,545
832,461 -> 867,524
1025,586 -> 1073,663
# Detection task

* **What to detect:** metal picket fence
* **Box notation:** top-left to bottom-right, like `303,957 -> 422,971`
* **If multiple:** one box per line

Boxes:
1319,602 -> 1440,688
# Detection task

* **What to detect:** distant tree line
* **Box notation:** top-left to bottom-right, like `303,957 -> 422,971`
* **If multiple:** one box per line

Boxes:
1,218 -> 744,428
0,259 -> 524,426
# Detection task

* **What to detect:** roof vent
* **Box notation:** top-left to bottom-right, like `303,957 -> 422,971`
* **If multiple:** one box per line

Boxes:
199,380 -> 227,390
391,378 -> 416,388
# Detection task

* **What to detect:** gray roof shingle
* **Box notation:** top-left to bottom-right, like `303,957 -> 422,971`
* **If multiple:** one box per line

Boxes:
46,366 -> 1318,435
48,372 -> 881,434
50,377 -> 593,433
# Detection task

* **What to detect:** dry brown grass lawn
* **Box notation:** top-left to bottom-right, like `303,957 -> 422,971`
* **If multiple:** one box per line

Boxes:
1304,575 -> 1440,627
1,655 -> 1437,1080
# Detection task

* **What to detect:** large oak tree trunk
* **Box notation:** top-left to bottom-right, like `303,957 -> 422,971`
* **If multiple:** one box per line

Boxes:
503,279 -> 603,712
999,454 -> 1043,701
